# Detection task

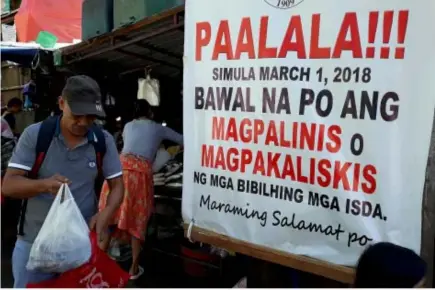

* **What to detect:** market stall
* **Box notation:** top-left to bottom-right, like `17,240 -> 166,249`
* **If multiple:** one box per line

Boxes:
1,41 -> 77,288
0,42 -> 74,125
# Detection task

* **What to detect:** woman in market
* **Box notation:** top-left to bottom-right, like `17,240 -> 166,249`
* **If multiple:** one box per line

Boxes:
98,99 -> 183,280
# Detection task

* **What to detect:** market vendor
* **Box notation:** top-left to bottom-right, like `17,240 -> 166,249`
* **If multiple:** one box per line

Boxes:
98,99 -> 183,280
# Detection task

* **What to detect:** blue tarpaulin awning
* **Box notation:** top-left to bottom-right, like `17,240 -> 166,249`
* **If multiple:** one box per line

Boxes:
0,42 -> 74,67
0,46 -> 39,66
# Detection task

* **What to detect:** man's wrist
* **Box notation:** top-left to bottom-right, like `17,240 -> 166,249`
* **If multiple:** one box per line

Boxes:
36,178 -> 49,193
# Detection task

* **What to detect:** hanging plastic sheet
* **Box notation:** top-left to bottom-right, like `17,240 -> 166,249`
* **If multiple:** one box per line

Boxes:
14,0 -> 82,43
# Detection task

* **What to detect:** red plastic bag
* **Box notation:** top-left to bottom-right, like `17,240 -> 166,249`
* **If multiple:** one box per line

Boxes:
27,232 -> 130,288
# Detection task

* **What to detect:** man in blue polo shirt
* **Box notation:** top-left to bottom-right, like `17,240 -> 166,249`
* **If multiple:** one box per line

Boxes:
2,75 -> 124,288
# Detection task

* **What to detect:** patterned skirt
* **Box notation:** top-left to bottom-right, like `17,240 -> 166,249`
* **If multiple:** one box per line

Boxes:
99,153 -> 154,241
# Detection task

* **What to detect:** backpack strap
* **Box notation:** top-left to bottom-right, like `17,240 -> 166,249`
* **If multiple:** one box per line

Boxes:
30,116 -> 59,178
89,125 -> 106,200
18,116 -> 58,236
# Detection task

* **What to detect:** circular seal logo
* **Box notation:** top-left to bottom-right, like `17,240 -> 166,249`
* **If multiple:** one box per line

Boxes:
88,161 -> 96,168
264,0 -> 305,10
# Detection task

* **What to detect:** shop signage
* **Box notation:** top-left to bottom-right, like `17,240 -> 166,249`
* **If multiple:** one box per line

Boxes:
182,0 -> 435,266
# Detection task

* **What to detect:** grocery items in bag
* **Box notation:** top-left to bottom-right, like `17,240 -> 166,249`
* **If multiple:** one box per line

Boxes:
153,147 -> 172,173
27,232 -> 130,288
27,184 -> 91,273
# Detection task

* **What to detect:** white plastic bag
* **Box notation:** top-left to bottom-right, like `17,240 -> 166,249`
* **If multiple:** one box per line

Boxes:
153,148 -> 172,173
137,74 -> 160,106
233,277 -> 247,288
27,183 -> 92,273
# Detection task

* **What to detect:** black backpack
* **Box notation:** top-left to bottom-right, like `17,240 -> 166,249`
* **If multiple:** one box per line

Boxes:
18,116 -> 106,236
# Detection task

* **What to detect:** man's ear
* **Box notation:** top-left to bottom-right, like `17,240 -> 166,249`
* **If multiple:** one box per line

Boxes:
58,96 -> 65,111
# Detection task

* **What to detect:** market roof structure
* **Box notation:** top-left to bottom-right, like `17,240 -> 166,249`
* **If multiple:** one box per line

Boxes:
1,41 -> 73,66
59,5 -> 184,78
1,9 -> 18,25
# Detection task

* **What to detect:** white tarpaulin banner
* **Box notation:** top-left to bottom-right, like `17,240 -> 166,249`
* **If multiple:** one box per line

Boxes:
1,24 -> 16,42
182,0 -> 435,266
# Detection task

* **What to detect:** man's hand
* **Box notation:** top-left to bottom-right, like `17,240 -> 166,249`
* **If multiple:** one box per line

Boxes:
42,174 -> 70,194
90,176 -> 123,243
89,207 -> 115,243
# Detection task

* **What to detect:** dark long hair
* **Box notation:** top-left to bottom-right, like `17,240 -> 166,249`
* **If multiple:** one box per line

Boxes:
134,99 -> 152,119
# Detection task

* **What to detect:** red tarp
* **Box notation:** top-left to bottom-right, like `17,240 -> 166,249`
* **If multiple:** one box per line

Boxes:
15,0 -> 82,43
